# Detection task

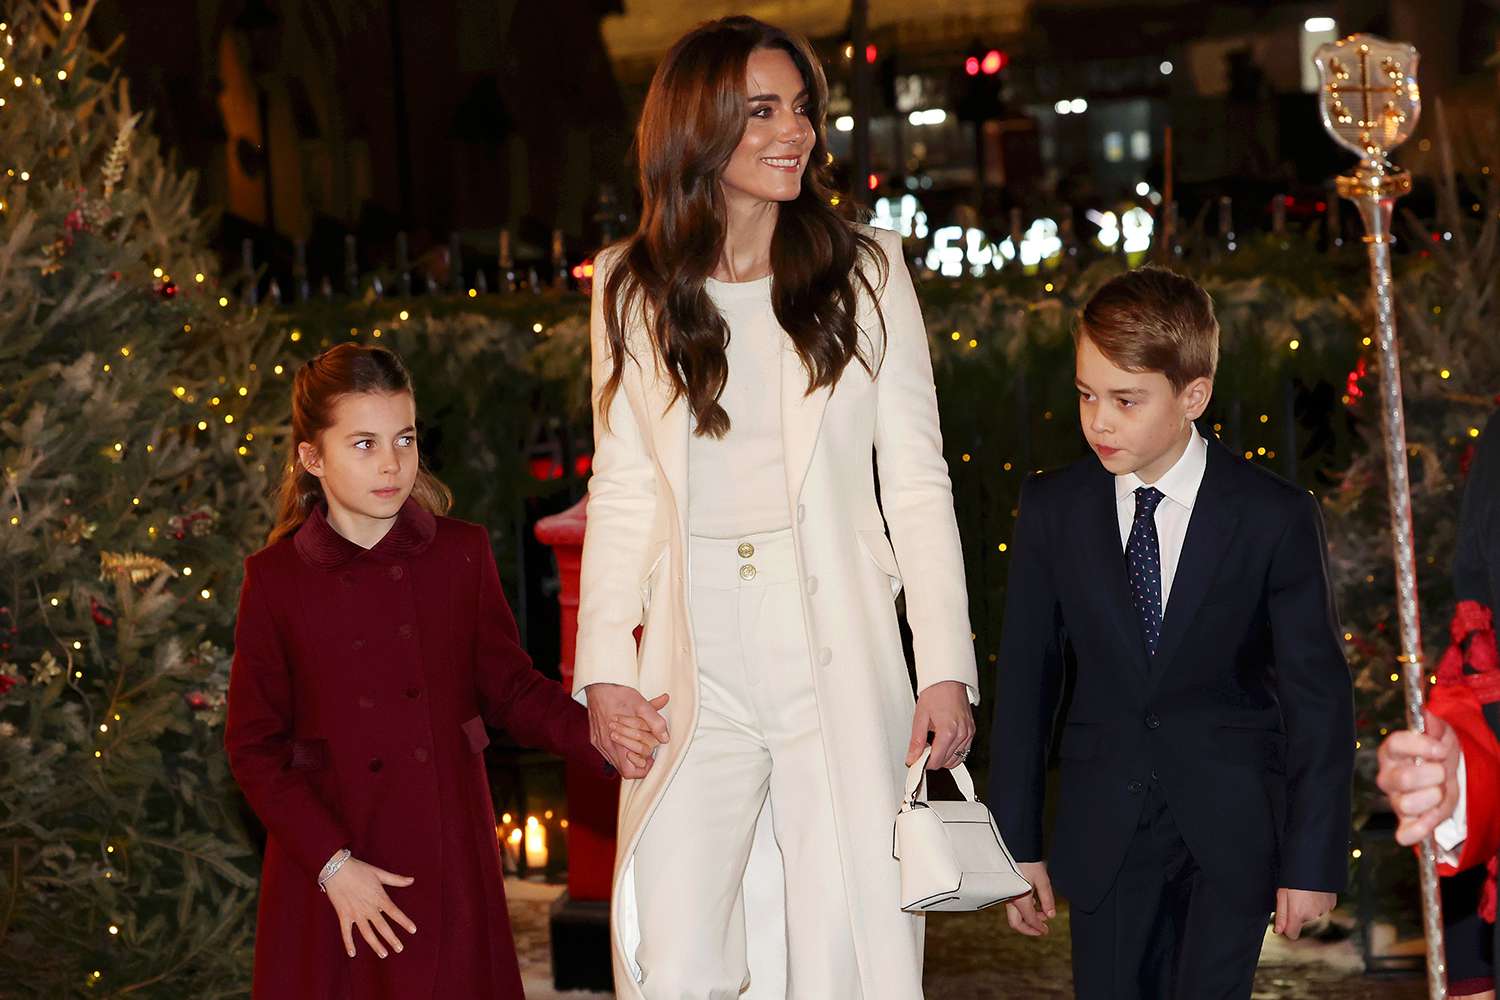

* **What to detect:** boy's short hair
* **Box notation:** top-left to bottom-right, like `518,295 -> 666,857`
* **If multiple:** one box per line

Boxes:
1075,266 -> 1219,392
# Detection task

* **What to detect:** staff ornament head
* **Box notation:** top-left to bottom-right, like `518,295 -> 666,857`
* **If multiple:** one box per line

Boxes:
1314,34 -> 1421,202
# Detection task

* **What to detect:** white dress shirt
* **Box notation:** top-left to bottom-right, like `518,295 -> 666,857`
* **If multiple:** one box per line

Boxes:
1114,427 -> 1208,612
1434,756 -> 1467,865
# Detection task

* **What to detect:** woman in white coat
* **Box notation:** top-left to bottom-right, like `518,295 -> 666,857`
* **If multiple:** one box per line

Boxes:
574,16 -> 979,999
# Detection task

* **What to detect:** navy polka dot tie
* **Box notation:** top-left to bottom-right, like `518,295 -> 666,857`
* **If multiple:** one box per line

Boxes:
1128,486 -> 1165,657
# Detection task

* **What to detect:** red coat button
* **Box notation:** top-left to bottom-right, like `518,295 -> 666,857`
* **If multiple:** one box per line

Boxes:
352,638 -> 365,651
398,624 -> 414,639
389,565 -> 404,581
405,687 -> 420,700
368,757 -> 383,772
358,694 -> 375,709
412,747 -> 429,764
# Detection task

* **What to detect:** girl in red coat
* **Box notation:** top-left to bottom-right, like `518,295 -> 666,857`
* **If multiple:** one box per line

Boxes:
226,344 -> 645,999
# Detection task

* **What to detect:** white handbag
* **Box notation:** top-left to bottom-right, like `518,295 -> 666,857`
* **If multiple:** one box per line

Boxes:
892,747 -> 1032,912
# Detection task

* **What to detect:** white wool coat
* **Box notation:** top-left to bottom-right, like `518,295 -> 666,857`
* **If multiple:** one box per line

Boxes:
573,227 -> 979,999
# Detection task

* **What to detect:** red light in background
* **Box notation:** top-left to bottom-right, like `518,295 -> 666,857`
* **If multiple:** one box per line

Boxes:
1283,195 -> 1295,206
865,44 -> 878,64
868,173 -> 879,191
1315,200 -> 1327,212
981,50 -> 1006,74
574,455 -> 592,477
965,56 -> 980,76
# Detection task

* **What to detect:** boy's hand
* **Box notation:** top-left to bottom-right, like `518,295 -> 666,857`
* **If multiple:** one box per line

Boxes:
1375,709 -> 1462,846
1274,888 -> 1336,939
323,857 -> 416,959
1004,861 -> 1056,937
906,680 -> 975,769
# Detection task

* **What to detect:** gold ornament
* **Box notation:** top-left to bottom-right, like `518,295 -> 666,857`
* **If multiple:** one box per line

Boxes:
55,513 -> 96,544
98,551 -> 174,583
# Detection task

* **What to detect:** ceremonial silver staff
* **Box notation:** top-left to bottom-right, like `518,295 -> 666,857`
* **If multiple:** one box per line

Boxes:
1314,35 -> 1445,999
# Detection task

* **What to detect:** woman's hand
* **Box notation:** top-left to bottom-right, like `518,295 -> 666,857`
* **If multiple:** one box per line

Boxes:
585,683 -> 670,779
323,857 -> 417,959
907,679 -> 975,769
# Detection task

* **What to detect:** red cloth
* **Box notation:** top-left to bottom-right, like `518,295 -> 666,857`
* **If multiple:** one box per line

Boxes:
225,500 -> 598,999
1428,600 -> 1500,920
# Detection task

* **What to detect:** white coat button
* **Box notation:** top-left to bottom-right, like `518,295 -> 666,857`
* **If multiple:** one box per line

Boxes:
797,504 -> 806,523
818,647 -> 832,665
739,564 -> 757,581
807,576 -> 819,594
737,542 -> 755,559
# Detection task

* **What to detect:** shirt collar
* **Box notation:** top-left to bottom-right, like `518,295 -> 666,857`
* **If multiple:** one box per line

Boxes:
1114,426 -> 1208,511
293,497 -> 437,570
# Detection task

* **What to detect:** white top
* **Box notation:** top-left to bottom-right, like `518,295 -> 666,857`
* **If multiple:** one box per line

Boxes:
687,274 -> 792,538
1113,427 -> 1208,614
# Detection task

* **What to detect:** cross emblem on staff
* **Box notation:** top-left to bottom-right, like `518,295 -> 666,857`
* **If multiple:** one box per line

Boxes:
1326,44 -> 1409,149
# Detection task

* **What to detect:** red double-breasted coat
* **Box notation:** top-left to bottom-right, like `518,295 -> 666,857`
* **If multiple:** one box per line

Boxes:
225,499 -> 597,999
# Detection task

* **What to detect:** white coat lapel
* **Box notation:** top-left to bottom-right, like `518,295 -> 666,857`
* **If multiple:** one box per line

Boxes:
635,358 -> 690,513
780,342 -> 832,507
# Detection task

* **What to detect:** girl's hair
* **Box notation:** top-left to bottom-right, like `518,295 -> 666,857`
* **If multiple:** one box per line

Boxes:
267,344 -> 453,544
600,15 -> 887,438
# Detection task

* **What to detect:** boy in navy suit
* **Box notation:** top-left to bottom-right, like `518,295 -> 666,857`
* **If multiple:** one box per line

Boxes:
988,267 -> 1355,999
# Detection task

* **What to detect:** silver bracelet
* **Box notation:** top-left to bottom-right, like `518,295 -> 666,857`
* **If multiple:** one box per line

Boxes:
317,848 -> 352,892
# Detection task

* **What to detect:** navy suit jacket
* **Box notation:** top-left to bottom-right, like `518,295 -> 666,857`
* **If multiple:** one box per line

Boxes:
987,437 -> 1354,911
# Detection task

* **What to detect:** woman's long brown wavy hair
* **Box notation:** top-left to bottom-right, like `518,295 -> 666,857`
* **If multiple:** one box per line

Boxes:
600,15 -> 888,438
267,344 -> 453,544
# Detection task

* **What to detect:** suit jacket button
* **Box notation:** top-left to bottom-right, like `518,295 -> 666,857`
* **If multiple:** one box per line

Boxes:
737,542 -> 755,559
389,565 -> 404,581
398,624 -> 414,639
368,757 -> 383,772
1127,780 -> 1144,794
358,694 -> 375,709
413,747 -> 429,764
405,687 -> 420,700
1145,713 -> 1161,730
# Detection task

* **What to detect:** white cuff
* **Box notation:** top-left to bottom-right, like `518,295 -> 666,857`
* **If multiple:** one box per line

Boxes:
1433,753 -> 1467,867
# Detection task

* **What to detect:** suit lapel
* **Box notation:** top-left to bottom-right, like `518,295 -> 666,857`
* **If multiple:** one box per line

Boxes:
1078,464 -> 1152,681
1151,442 -> 1241,679
780,342 -> 832,507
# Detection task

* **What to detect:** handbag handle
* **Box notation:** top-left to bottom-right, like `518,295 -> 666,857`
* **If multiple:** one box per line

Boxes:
903,746 -> 978,807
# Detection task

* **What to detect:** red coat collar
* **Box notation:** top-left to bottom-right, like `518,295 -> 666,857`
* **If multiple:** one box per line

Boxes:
293,498 -> 437,570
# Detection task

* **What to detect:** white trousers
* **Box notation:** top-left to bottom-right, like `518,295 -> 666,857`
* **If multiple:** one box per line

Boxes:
632,529 -> 860,1000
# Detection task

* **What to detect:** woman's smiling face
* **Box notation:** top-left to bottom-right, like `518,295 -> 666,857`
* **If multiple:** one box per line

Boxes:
719,47 -> 814,207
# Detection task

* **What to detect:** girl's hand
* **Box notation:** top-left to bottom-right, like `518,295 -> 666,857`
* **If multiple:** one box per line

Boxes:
907,680 -> 975,769
584,684 -> 670,779
609,713 -> 665,766
323,857 -> 417,959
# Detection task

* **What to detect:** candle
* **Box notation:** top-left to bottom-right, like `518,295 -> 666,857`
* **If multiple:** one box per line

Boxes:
524,816 -> 548,870
506,827 -> 523,868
